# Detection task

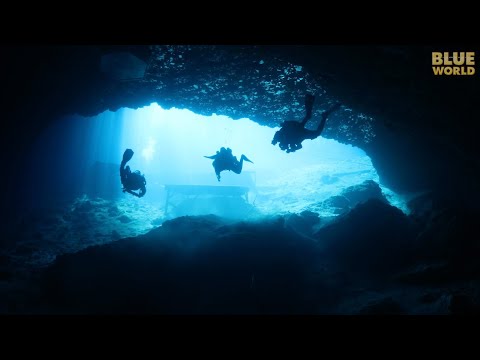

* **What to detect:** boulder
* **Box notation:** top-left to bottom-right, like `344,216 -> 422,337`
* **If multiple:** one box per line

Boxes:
316,180 -> 388,216
314,199 -> 415,275
285,210 -> 321,236
341,180 -> 388,207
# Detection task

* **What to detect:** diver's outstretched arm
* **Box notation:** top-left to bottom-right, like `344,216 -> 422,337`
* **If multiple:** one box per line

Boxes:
204,155 -> 218,159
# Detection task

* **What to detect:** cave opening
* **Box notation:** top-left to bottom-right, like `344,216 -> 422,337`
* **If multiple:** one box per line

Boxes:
14,102 -> 408,268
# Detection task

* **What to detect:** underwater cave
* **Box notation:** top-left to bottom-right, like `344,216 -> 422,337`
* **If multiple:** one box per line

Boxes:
17,103 -> 406,263
0,45 -> 479,315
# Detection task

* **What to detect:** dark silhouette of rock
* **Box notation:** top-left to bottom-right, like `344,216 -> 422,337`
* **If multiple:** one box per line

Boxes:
317,181 -> 388,215
418,291 -> 442,304
321,195 -> 351,215
41,215 -> 319,314
341,180 -> 388,207
111,230 -> 121,241
449,294 -> 479,315
359,297 -> 405,315
151,217 -> 164,226
0,271 -> 12,281
285,210 -> 321,236
315,199 -> 415,275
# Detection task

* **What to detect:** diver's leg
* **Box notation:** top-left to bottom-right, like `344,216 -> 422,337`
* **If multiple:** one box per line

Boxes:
125,189 -> 141,198
215,167 -> 221,181
120,149 -> 134,187
212,160 -> 220,181
231,160 -> 242,174
231,155 -> 253,174
300,94 -> 315,126
311,102 -> 341,138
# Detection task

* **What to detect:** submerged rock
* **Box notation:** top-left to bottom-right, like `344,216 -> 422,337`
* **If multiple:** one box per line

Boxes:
449,294 -> 479,315
0,271 -> 12,281
320,196 -> 350,215
341,180 -> 388,207
316,180 -> 388,216
314,199 -> 415,275
418,291 -> 443,304
407,191 -> 434,219
151,217 -> 164,226
285,210 -> 321,236
41,214 -> 319,314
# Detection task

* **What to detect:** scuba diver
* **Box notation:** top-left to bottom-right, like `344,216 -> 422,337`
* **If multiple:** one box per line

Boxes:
204,147 -> 253,182
120,149 -> 146,198
272,94 -> 341,153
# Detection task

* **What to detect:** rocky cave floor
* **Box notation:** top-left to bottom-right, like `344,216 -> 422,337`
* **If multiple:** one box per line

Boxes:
1,180 -> 479,315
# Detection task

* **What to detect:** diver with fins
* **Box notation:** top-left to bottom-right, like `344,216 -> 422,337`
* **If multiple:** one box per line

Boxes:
120,149 -> 146,198
204,147 -> 253,181
272,94 -> 341,153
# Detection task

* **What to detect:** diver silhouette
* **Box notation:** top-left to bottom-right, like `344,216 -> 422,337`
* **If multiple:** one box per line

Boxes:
272,94 -> 341,153
204,147 -> 253,182
120,149 -> 146,198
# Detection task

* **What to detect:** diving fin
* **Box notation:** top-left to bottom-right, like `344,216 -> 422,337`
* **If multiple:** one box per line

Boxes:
123,149 -> 134,163
241,155 -> 254,164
